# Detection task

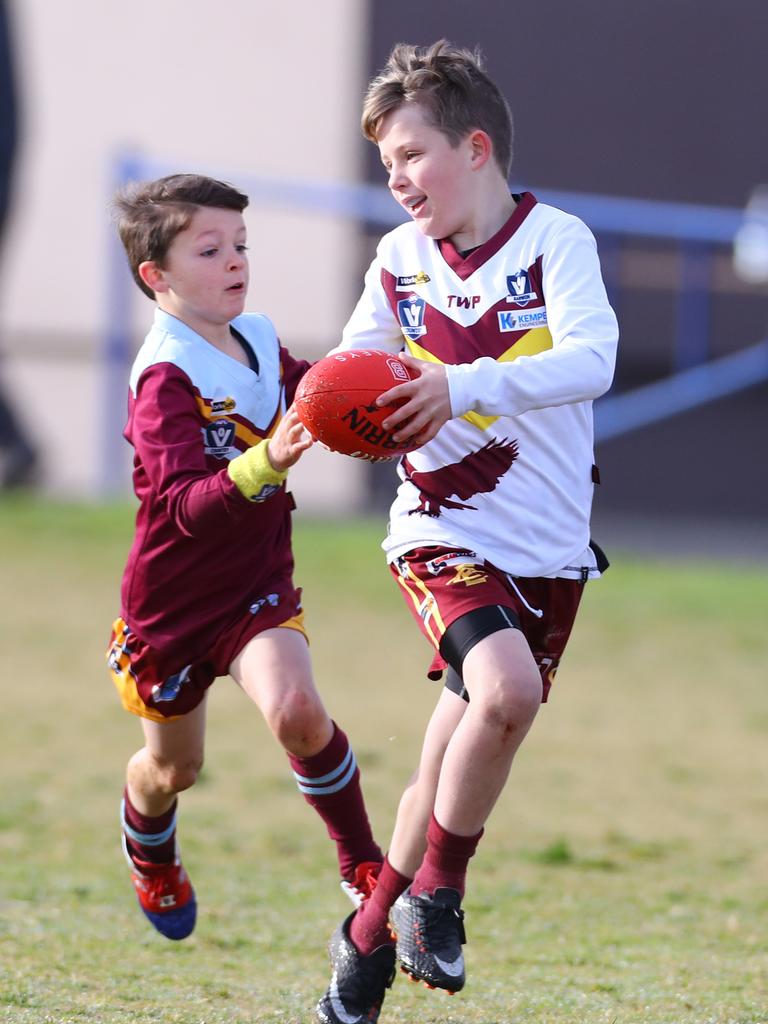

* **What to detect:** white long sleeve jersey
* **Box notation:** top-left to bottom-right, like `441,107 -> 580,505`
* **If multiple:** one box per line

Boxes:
340,192 -> 619,578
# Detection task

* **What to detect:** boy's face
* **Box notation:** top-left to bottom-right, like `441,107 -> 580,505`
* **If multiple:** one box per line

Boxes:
377,102 -> 478,241
144,207 -> 249,335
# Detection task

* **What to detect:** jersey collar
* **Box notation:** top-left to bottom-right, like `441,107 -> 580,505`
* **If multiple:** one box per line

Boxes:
438,191 -> 538,280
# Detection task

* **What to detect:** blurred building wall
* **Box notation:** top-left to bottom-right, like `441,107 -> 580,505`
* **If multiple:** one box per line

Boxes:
0,0 -> 370,504
366,0 -> 768,206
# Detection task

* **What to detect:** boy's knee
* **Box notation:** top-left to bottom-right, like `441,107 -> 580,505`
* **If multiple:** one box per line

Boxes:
266,686 -> 328,749
149,754 -> 204,794
474,667 -> 542,732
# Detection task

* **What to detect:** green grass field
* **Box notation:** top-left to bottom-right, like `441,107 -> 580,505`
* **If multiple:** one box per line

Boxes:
0,495 -> 766,1024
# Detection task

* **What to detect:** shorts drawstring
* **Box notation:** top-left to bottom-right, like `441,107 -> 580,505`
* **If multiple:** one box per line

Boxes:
507,577 -> 544,618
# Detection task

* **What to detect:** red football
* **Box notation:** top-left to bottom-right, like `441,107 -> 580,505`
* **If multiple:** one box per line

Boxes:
295,349 -> 419,461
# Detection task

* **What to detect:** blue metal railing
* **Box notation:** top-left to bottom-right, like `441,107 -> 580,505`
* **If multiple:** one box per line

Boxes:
594,339 -> 768,440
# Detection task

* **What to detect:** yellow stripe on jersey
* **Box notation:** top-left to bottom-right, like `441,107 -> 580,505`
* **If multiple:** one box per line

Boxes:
195,397 -> 279,445
499,325 -> 553,361
406,326 -> 553,433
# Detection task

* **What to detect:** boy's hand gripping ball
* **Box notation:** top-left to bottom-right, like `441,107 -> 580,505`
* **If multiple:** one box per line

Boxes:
295,349 -> 419,462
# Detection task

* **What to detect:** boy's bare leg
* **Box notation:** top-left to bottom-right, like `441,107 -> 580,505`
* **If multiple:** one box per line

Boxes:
122,700 -> 207,939
433,627 -> 541,836
349,687 -> 466,955
230,626 -> 333,755
387,688 -> 467,877
126,697 -> 208,816
231,627 -> 381,879
387,628 -> 541,989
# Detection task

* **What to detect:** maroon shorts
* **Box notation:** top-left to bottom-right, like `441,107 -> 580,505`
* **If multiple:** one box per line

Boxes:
107,579 -> 306,722
390,545 -> 584,702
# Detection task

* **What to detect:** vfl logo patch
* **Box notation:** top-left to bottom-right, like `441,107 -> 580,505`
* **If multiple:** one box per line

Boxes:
498,308 -> 548,333
506,269 -> 537,306
397,296 -> 427,340
396,271 -> 431,291
203,418 -> 237,458
446,564 -> 489,587
211,396 -> 236,414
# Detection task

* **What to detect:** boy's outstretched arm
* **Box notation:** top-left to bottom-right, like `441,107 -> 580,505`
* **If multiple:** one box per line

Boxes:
265,405 -> 314,471
228,406 -> 313,501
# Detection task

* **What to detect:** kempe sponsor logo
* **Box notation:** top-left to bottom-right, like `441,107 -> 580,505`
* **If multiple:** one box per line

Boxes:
498,308 -> 548,332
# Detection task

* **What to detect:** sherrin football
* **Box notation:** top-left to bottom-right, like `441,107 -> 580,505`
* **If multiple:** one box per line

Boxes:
295,349 -> 419,461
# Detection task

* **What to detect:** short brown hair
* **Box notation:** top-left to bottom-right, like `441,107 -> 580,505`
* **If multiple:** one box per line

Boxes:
113,173 -> 249,299
362,40 -> 514,177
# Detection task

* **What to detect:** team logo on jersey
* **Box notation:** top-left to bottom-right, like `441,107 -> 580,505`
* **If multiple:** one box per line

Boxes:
397,296 -> 427,340
403,438 -> 519,517
202,418 -> 237,458
498,308 -> 548,333
506,269 -> 537,306
447,564 -> 489,587
396,271 -> 431,291
211,396 -> 236,414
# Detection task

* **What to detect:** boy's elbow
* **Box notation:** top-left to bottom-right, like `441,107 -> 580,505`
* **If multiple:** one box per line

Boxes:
593,351 -> 616,398
589,328 -> 618,398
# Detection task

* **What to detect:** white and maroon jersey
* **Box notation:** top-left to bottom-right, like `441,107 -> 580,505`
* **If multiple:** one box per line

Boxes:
340,192 -> 619,578
121,308 -> 310,659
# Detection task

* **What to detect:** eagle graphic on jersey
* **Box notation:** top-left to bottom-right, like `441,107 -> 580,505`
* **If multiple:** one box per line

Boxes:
402,438 -> 519,517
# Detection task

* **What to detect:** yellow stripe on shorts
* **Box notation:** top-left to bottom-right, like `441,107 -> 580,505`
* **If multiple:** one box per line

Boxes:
394,563 -> 446,648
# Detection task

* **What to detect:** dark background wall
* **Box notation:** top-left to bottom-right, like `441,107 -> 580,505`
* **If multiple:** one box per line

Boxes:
361,1 -> 768,529
366,0 -> 768,205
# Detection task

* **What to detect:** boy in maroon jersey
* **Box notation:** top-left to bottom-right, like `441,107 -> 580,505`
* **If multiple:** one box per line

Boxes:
107,173 -> 381,941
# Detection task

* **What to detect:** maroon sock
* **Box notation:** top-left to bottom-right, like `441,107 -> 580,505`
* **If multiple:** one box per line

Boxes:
287,722 -> 382,879
121,788 -> 177,865
410,814 -> 484,899
350,856 -> 410,955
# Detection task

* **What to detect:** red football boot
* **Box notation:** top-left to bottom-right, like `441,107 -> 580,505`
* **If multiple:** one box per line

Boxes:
123,837 -> 197,940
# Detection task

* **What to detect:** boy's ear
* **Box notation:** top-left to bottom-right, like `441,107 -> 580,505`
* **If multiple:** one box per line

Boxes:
468,129 -> 493,171
138,260 -> 168,294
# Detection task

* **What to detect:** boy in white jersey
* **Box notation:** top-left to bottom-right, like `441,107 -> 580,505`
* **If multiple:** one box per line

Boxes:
316,41 -> 618,1024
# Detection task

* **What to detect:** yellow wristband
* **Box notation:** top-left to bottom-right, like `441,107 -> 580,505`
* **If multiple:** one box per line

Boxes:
227,439 -> 288,502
